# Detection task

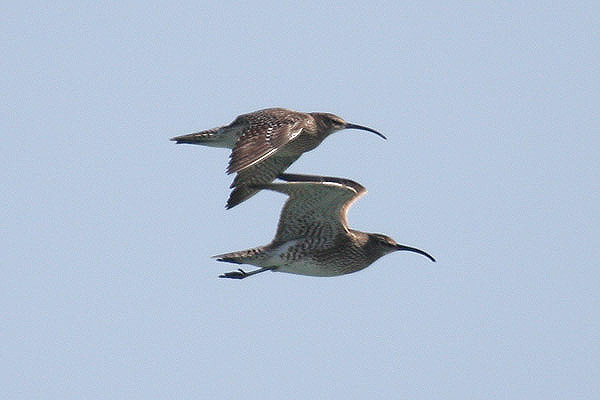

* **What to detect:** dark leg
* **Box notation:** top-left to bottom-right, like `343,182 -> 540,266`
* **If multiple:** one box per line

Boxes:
219,266 -> 276,279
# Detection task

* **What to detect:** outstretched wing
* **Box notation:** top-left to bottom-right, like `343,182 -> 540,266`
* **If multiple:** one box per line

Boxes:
252,173 -> 367,243
227,109 -> 307,174
226,154 -> 301,209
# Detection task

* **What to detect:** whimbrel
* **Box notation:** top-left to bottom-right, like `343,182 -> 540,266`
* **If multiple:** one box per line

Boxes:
171,108 -> 385,208
216,173 -> 435,279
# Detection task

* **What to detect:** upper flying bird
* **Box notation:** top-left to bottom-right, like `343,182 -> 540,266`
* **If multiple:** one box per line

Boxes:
171,108 -> 386,208
215,173 -> 435,279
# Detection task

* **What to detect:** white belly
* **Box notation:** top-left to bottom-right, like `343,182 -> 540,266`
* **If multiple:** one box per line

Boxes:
275,260 -> 340,277
264,240 -> 342,277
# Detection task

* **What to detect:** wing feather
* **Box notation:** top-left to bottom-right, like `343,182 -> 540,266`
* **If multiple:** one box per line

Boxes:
225,155 -> 301,208
252,174 -> 366,243
226,110 -> 306,174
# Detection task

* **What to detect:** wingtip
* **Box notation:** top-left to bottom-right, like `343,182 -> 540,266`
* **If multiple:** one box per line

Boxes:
225,192 -> 240,209
276,173 -> 365,193
225,186 -> 261,209
225,196 -> 242,209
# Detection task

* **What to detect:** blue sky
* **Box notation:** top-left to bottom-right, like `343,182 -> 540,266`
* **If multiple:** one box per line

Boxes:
3,2 -> 599,398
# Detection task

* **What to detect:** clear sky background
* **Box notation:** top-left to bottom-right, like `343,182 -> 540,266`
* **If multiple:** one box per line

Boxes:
3,2 -> 599,399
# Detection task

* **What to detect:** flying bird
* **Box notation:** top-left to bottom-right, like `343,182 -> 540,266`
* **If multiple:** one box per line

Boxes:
215,173 -> 435,279
171,108 -> 386,208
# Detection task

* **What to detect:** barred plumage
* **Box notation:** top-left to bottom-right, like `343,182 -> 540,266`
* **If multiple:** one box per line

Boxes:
171,108 -> 386,208
215,174 -> 435,279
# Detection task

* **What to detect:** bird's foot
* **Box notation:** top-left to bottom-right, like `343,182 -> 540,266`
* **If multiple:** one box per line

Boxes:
219,268 -> 248,279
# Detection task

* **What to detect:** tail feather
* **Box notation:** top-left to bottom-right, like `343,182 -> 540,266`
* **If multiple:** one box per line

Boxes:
170,127 -> 223,145
215,256 -> 242,264
213,246 -> 266,264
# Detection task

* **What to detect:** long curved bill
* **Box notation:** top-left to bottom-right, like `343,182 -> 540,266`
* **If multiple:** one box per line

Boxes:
344,123 -> 387,140
395,244 -> 436,262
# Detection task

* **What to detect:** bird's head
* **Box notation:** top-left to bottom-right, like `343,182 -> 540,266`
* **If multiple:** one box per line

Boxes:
369,233 -> 436,262
312,112 -> 387,139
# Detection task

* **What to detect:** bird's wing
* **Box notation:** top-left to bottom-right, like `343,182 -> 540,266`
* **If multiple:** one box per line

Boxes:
252,173 -> 367,243
226,154 -> 301,208
226,110 -> 306,174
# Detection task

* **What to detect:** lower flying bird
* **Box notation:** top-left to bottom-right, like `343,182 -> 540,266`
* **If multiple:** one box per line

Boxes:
171,108 -> 385,208
216,173 -> 435,279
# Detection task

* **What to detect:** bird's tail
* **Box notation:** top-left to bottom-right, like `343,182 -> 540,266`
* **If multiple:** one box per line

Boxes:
213,246 -> 267,264
170,127 -> 225,147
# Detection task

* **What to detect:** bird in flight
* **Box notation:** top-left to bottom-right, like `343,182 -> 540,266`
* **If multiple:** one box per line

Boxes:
171,108 -> 386,208
216,173 -> 435,279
